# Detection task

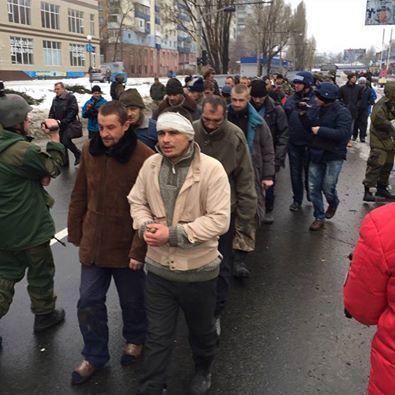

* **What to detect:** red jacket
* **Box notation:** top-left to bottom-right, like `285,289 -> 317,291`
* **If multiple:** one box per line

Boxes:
344,203 -> 395,395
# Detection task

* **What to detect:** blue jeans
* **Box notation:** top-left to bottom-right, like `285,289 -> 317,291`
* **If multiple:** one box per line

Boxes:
77,265 -> 147,368
288,143 -> 310,205
308,160 -> 343,220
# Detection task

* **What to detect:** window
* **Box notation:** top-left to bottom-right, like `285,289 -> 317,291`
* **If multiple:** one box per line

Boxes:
10,36 -> 33,64
69,44 -> 85,67
68,9 -> 84,34
90,14 -> 95,35
41,2 -> 59,29
43,41 -> 61,65
7,0 -> 31,25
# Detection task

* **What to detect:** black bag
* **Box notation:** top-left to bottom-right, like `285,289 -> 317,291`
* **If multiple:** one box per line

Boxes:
67,117 -> 83,139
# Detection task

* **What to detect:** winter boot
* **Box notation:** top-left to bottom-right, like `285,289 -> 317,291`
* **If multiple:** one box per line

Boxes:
363,186 -> 376,202
376,184 -> 395,199
34,308 -> 65,333
262,210 -> 274,224
233,257 -> 250,278
189,368 -> 212,395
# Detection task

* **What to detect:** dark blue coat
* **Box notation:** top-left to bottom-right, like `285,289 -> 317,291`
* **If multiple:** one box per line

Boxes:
302,101 -> 352,163
128,116 -> 157,150
284,89 -> 316,146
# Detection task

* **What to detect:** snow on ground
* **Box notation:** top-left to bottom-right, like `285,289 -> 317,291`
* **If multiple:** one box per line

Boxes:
5,76 -> 169,113
3,76 -> 170,138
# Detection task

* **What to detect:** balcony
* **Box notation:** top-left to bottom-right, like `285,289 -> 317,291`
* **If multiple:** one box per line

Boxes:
135,10 -> 150,21
178,46 -> 191,53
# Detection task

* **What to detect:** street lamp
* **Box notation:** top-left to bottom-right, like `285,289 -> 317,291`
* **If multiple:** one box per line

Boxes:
86,35 -> 93,70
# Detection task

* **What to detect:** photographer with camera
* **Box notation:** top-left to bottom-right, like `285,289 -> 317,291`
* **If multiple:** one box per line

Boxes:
284,71 -> 316,212
82,85 -> 107,139
0,85 -> 66,346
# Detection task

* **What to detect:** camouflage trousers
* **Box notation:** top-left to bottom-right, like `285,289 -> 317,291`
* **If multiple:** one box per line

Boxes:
364,148 -> 395,188
0,242 -> 56,318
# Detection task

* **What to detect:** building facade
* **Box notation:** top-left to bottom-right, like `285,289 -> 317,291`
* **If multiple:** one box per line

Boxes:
0,0 -> 100,80
99,0 -> 196,77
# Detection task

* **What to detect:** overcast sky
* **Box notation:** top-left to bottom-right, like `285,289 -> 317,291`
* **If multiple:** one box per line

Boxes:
287,0 -> 390,54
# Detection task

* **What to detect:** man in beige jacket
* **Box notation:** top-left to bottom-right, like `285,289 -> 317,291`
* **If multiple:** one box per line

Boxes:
128,110 -> 230,395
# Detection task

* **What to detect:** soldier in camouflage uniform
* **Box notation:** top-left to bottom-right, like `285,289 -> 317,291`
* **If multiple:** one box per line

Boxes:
0,88 -> 66,346
363,82 -> 395,201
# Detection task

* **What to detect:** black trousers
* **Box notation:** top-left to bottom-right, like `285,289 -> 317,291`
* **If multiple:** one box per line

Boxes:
215,216 -> 235,317
60,129 -> 81,162
137,272 -> 218,395
353,110 -> 369,140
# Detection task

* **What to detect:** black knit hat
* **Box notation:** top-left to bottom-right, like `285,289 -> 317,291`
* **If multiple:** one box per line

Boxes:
188,77 -> 204,92
91,85 -> 102,93
166,78 -> 184,95
119,88 -> 145,109
250,79 -> 267,98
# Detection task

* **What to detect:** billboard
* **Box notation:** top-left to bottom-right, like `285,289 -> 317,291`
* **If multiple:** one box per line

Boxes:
366,0 -> 395,25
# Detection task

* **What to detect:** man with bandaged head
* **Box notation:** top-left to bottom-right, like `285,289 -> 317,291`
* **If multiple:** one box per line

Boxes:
128,110 -> 231,395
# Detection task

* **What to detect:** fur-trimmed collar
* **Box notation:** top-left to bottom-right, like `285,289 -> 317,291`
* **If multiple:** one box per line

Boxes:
89,130 -> 138,163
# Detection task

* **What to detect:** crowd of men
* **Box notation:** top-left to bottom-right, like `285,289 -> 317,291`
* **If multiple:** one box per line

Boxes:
2,64 -> 395,394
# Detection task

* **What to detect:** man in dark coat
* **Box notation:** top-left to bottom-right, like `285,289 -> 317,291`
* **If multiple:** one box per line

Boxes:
338,73 -> 362,133
149,77 -> 166,106
153,78 -> 201,121
250,79 -> 289,224
68,101 -> 153,385
284,71 -> 315,211
353,76 -> 374,143
48,82 -> 81,166
227,84 -> 275,278
194,96 -> 257,330
301,83 -> 352,231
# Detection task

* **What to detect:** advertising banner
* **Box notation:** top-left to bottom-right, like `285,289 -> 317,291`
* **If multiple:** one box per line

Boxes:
366,0 -> 395,25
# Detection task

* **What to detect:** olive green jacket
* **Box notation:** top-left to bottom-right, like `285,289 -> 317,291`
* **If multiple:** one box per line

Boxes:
370,84 -> 395,151
0,127 -> 64,250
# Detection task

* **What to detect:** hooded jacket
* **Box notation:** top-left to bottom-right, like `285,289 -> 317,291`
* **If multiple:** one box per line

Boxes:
344,203 -> 395,395
0,127 -> 64,250
194,119 -> 257,252
67,131 -> 153,266
368,83 -> 395,151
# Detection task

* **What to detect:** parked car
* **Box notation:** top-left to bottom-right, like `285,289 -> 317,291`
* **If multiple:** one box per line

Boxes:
89,68 -> 106,83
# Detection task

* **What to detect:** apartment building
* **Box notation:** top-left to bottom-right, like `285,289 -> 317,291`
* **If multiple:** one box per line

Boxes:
0,0 -> 100,80
99,0 -> 196,77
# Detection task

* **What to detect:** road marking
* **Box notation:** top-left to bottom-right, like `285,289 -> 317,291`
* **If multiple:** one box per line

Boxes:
50,227 -> 68,246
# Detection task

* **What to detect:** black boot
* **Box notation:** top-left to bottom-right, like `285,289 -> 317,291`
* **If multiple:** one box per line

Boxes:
233,253 -> 250,278
376,184 -> 394,199
34,308 -> 65,333
189,368 -> 212,395
363,186 -> 376,202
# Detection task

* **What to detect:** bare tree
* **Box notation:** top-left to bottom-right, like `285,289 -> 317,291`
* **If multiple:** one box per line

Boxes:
163,0 -> 236,73
110,1 -> 134,62
246,0 -> 293,76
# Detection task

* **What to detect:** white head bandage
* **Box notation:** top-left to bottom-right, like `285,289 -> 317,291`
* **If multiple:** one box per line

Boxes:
156,112 -> 195,139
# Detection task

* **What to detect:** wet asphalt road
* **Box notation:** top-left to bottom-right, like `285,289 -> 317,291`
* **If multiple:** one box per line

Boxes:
0,139 -> 379,394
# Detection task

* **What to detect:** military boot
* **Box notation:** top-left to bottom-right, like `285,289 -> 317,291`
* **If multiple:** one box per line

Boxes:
233,258 -> 250,278
363,186 -> 376,202
376,184 -> 395,199
34,308 -> 65,333
189,368 -> 212,395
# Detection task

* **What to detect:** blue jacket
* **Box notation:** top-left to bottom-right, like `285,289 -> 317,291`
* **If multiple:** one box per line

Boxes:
82,96 -> 107,133
302,101 -> 352,163
129,116 -> 157,150
284,89 -> 316,146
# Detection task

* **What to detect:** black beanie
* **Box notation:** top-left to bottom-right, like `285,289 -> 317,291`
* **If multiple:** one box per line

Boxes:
91,85 -> 102,93
166,78 -> 183,95
250,80 -> 267,98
